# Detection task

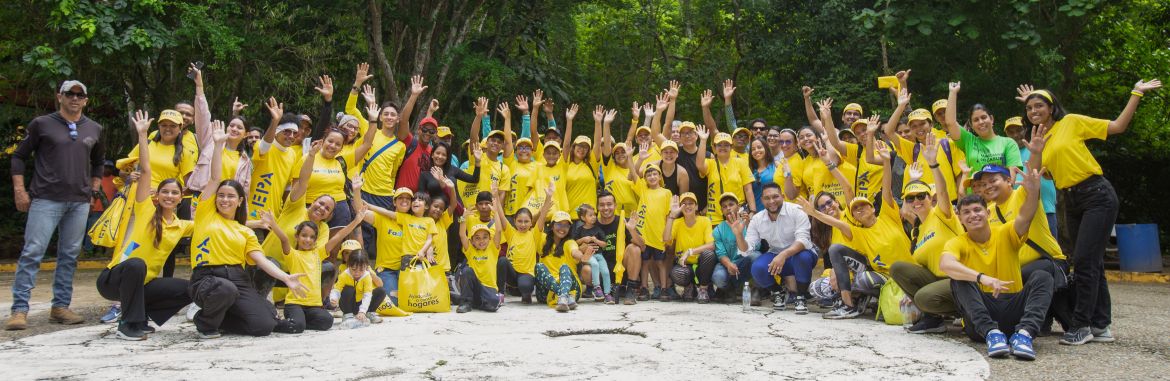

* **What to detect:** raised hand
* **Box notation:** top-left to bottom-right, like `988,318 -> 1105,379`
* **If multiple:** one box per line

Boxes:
642,102 -> 654,119
188,62 -> 203,85
474,97 -> 489,117
895,69 -> 911,82
496,102 -> 511,119
232,97 -> 248,115
907,162 -> 924,182
695,124 -> 710,141
1022,166 -> 1042,195
791,196 -> 816,216
1134,79 -> 1163,94
603,109 -> 617,124
542,100 -> 554,115
259,210 -> 277,230
700,89 -> 714,108
866,114 -> 881,134
410,75 -> 427,95
1023,124 -> 1048,153
545,179 -> 556,198
817,98 -> 833,113
874,141 -> 893,163
265,97 -> 283,120
1015,84 -> 1035,103
211,120 -> 228,144
361,84 -> 377,105
314,75 -> 334,100
625,212 -> 641,232
532,89 -> 545,110
722,79 -> 736,102
354,63 -> 374,86
667,80 -> 680,101
309,139 -> 324,156
365,102 -> 380,124
351,173 -> 364,192
816,140 -> 835,166
565,103 -> 579,120
801,86 -> 814,98
729,208 -> 748,235
897,88 -> 912,107
631,101 -> 640,117
515,95 -> 529,114
948,81 -> 961,93
432,167 -> 454,189
131,110 -> 153,136
638,142 -> 651,160
922,137 -> 939,166
669,195 -> 681,217
428,99 -> 441,115
592,105 -> 604,122
655,91 -> 669,112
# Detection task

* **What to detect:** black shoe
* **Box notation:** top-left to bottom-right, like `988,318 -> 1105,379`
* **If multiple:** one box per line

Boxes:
906,314 -> 947,334
623,286 -> 638,305
666,286 -> 680,301
457,304 -> 473,313
141,323 -> 156,334
116,321 -> 146,341
521,295 -> 533,305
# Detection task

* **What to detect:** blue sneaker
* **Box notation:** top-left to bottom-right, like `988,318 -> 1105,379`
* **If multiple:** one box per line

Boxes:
100,305 -> 121,324
1009,330 -> 1036,360
985,329 -> 1010,358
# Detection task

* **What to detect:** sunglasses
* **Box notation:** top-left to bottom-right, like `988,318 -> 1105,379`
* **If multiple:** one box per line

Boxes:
818,201 -> 836,212
61,91 -> 88,99
554,222 -> 571,229
778,140 -> 794,145
67,122 -> 78,140
905,193 -> 930,202
420,127 -> 437,135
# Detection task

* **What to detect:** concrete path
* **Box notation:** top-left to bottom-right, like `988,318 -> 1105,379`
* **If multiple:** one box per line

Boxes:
0,301 -> 988,380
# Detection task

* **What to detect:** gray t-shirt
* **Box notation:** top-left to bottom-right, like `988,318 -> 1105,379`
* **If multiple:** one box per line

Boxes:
11,112 -> 104,202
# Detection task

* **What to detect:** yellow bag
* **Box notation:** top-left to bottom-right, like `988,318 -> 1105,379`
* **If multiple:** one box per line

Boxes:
875,281 -> 908,325
87,189 -> 131,248
375,299 -> 413,317
398,258 -> 451,313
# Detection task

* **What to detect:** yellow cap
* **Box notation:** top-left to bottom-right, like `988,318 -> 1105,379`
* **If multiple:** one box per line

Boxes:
436,126 -> 453,138
516,137 -> 534,147
659,140 -> 678,152
159,109 -> 184,125
908,109 -> 933,123
642,163 -> 662,176
393,187 -> 414,199
1004,117 -> 1024,130
850,120 -> 868,130
719,192 -> 740,204
613,142 -> 629,153
877,76 -> 900,90
469,224 -> 493,236
903,182 -> 934,197
678,121 -> 697,131
713,132 -> 733,146
849,196 -> 873,211
573,135 -> 592,147
340,240 -> 362,252
486,130 -> 504,140
931,99 -> 948,114
636,126 -> 651,135
543,140 -> 562,151
732,127 -> 751,137
679,192 -> 698,204
843,103 -> 864,114
551,211 -> 572,223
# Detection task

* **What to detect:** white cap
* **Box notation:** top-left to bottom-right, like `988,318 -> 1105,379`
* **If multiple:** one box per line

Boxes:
59,80 -> 87,94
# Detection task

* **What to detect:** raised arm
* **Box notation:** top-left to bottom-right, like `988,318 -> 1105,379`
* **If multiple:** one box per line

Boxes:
884,88 -> 911,141
629,142 -> 650,182
791,196 -> 853,240
874,133 -> 896,208
596,108 -> 612,160
326,204 -> 366,254
189,63 -> 213,149
801,86 -> 821,129
723,79 -> 738,130
695,125 -> 710,177
348,63 -> 375,129
469,97 -> 488,159
312,75 -> 334,141
561,104 -> 579,162
944,82 -> 962,141
199,120 -> 229,201
353,88 -> 381,161
700,89 -> 718,133
398,75 -> 427,140
260,211 -> 291,255
499,100 -> 514,159
820,138 -> 854,203
650,91 -> 668,145
287,140 -> 321,202
662,196 -> 681,246
663,80 -> 680,138
259,97 -> 284,153
130,110 -> 154,203
817,98 -> 846,153
1107,79 -> 1161,135
919,137 -> 952,218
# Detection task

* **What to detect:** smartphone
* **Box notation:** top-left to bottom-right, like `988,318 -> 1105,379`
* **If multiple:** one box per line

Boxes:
187,61 -> 204,79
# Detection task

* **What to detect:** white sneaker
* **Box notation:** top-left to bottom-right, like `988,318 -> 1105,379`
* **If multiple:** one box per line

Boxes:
185,303 -> 201,322
365,312 -> 383,324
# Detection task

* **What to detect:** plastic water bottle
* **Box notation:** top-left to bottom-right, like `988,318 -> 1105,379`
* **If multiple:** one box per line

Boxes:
742,281 -> 751,312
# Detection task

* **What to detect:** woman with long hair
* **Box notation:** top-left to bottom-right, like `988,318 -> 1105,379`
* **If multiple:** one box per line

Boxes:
536,211 -> 592,312
944,82 -> 1022,174
748,138 -> 776,210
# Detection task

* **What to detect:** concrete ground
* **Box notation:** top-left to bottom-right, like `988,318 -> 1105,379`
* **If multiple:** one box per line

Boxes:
0,269 -> 1167,380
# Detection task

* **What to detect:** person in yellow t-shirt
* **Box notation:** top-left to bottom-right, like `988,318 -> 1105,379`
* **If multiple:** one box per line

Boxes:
561,104 -> 605,219
536,211 -> 591,312
248,98 -> 306,224
187,118 -> 309,339
625,159 -> 674,302
329,249 -> 387,328
261,201 -> 367,332
424,167 -> 463,274
354,184 -> 433,305
98,112 -> 194,340
889,135 -> 964,334
304,125 -> 375,229
1018,80 -> 1161,345
663,193 -> 716,303
605,111 -> 640,216
881,89 -> 965,204
696,130 -> 756,224
455,190 -> 506,313
939,167 -> 1051,359
817,101 -> 888,204
498,181 -> 555,304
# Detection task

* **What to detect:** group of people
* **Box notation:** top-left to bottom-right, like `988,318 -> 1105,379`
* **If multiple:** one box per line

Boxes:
6,63 -> 1161,361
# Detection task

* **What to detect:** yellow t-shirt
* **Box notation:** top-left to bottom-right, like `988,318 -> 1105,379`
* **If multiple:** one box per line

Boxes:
603,160 -> 638,216
505,225 -> 540,276
283,246 -> 330,307
1041,114 -> 1109,189
373,213 -> 405,270
841,142 -> 887,202
847,200 -> 913,273
249,142 -> 302,220
525,161 -> 568,216
305,152 -> 353,202
988,187 -> 1066,263
361,132 -> 406,196
399,213 -> 439,259
634,182 -> 673,251
108,199 -> 194,284
773,152 -> 807,200
333,269 -> 376,301
466,239 -> 500,289
564,157 -> 600,219
800,157 -> 857,201
191,194 -> 263,267
221,149 -> 241,183
704,156 -> 752,224
943,224 -> 1026,294
433,212 -> 453,272
892,135 -> 965,203
911,208 -> 963,277
460,156 -> 511,216
122,140 -> 198,189
506,158 -> 539,215
540,239 -> 580,282
669,216 -> 714,264
260,194 -> 329,268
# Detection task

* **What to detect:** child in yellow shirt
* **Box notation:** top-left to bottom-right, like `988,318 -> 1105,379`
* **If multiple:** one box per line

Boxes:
329,250 -> 386,329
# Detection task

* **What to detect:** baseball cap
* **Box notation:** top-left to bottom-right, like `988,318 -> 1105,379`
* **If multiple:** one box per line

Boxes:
59,80 -> 87,94
908,109 -> 933,123
636,126 -> 651,135
642,163 -> 662,176
848,196 -> 873,211
712,132 -> 733,146
393,187 -> 414,199
516,138 -> 534,147
158,110 -> 184,125
418,116 -> 438,128
903,182 -> 934,197
612,142 -> 629,153
679,192 -> 698,204
573,135 -> 592,147
340,240 -> 363,252
931,99 -> 948,114
678,121 -> 697,131
1004,117 -> 1023,132
719,192 -> 739,204
659,140 -> 678,152
732,127 -> 751,137
469,224 -> 493,236
543,140 -> 562,151
843,103 -> 863,114
437,126 -> 453,138
552,211 -> 572,223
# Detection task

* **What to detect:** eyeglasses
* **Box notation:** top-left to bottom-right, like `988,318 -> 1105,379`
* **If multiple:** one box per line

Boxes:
67,122 -> 77,140
905,193 -> 930,202
517,146 -> 532,151
778,140 -> 794,145
61,91 -> 88,99
554,222 -> 571,229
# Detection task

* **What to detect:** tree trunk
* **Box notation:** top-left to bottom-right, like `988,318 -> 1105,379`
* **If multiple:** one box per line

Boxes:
366,0 -> 400,105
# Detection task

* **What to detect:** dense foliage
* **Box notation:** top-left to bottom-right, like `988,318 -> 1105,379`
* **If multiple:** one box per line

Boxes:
1,0 -> 1167,257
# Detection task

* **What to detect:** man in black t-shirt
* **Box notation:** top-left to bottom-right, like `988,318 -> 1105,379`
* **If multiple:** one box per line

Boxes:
596,192 -> 645,305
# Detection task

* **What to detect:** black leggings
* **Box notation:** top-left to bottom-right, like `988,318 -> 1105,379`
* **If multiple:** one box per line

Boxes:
189,265 -> 294,336
670,250 -> 718,286
339,286 -> 386,315
284,304 -> 333,332
96,258 -> 190,326
496,257 -> 535,298
1060,175 -> 1116,330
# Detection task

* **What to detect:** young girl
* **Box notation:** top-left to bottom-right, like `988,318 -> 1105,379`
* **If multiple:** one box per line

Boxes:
538,211 -> 593,312
330,250 -> 387,329
498,181 -> 555,304
572,204 -> 611,303
456,185 -> 507,313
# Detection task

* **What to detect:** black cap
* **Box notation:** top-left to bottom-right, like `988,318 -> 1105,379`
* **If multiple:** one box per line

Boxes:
476,191 -> 493,204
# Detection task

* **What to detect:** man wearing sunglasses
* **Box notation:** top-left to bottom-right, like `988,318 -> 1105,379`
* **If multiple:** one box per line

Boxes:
7,80 -> 104,331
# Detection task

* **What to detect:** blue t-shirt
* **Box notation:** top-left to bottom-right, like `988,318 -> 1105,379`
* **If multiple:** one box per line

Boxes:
1019,148 -> 1057,214
750,163 -> 776,210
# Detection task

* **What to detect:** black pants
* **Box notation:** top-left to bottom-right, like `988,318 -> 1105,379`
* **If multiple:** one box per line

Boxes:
359,191 -> 396,262
189,265 -> 290,336
1022,258 -> 1074,331
952,270 -> 1054,341
339,285 -> 386,314
670,250 -> 718,286
496,257 -> 535,298
284,304 -> 333,332
96,258 -> 190,326
248,256 -> 285,303
455,265 -> 500,312
828,244 -> 875,294
1060,175 -> 1116,330
162,197 -> 194,278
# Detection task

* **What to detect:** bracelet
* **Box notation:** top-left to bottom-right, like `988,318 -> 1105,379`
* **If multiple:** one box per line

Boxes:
929,163 -> 940,169
976,273 -> 984,284
826,163 -> 837,170
1131,90 -> 1144,98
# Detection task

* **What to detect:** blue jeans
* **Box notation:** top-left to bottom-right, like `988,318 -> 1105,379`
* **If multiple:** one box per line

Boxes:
712,256 -> 754,290
750,249 -> 818,292
377,269 -> 401,305
11,199 -> 90,312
